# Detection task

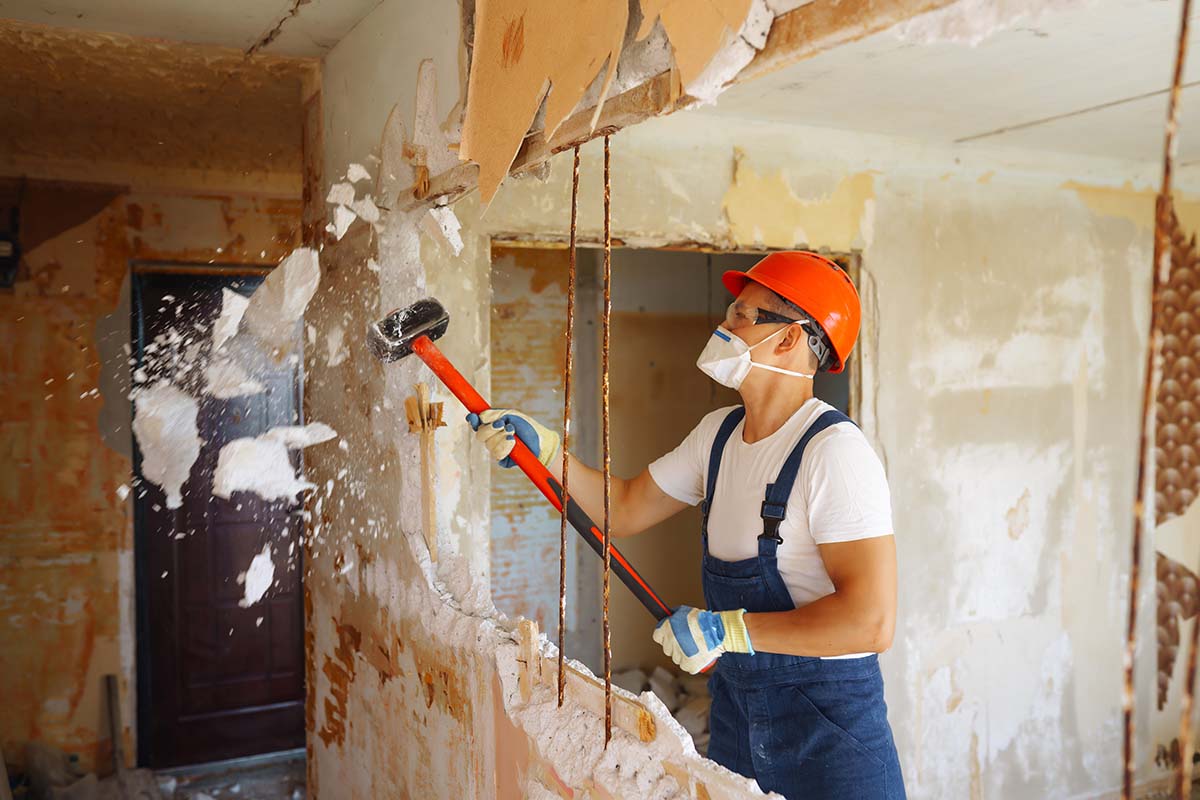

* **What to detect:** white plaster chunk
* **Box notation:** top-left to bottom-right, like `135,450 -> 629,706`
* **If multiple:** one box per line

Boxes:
213,424 -> 335,501
241,247 -> 320,350
329,205 -> 357,240
326,181 -> 356,207
421,206 -> 464,256
131,381 -> 201,509
204,357 -> 265,399
213,437 -> 313,501
346,163 -> 372,184
237,542 -> 274,608
263,422 -> 338,448
212,288 -> 249,351
326,324 -> 348,367
350,195 -> 381,224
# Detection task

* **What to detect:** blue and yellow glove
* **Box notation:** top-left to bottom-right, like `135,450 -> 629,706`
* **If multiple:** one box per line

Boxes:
467,408 -> 561,469
653,606 -> 754,674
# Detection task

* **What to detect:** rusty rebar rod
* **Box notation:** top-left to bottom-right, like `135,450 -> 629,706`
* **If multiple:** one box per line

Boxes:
602,134 -> 614,746
1126,2 -> 1194,797
558,146 -> 581,708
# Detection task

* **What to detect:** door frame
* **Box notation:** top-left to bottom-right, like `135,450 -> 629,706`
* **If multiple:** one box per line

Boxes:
128,260 -> 298,767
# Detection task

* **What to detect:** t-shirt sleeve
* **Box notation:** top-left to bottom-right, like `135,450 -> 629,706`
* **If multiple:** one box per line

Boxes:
648,409 -> 730,506
804,430 -> 893,544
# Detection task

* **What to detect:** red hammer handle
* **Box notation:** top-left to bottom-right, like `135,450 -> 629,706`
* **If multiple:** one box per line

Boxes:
411,334 -> 673,622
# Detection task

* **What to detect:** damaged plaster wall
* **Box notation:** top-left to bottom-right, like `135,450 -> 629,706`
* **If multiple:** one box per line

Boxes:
0,184 -> 301,773
309,67 -> 1200,798
308,3 -> 1200,799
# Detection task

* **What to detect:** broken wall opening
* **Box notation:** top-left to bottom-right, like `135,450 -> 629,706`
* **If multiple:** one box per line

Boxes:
487,240 -> 864,675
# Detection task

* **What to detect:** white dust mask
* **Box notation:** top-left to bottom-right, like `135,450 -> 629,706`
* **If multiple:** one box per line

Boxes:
696,325 -> 814,390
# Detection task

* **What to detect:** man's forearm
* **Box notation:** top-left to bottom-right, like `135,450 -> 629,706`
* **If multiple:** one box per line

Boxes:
743,592 -> 894,657
545,451 -> 633,536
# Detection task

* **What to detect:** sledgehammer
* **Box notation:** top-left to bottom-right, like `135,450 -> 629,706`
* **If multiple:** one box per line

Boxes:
369,298 -> 672,622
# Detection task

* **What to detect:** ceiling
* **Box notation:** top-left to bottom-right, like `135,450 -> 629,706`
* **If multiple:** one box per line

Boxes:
0,0 -> 382,56
704,0 -> 1200,164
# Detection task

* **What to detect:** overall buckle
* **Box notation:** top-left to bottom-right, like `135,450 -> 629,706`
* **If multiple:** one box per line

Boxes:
759,497 -> 786,543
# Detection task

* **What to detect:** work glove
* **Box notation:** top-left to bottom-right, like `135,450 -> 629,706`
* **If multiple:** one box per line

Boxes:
653,606 -> 754,674
467,408 -> 561,469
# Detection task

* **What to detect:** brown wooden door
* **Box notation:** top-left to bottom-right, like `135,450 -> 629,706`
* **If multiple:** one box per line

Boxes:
132,269 -> 305,767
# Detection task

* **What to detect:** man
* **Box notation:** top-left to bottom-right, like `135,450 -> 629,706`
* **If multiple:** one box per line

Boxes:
469,251 -> 904,799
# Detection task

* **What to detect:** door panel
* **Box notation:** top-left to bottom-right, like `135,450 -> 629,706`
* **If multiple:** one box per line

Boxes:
132,269 -> 305,767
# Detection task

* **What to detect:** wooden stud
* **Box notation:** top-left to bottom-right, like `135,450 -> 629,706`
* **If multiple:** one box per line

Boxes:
405,382 -> 446,561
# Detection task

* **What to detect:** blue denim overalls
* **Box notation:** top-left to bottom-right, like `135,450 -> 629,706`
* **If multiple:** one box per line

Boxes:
701,407 -> 905,800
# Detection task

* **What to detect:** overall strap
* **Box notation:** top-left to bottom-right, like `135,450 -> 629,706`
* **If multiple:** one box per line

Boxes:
760,409 -> 854,543
701,407 -> 746,536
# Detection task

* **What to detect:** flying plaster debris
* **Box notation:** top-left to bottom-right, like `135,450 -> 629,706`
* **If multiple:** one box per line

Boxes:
326,182 -> 356,207
422,206 -> 464,256
213,288 -> 249,351
346,163 -> 372,184
213,423 -> 337,501
326,324 -> 348,367
328,205 -> 357,240
350,195 -> 381,225
204,357 -> 266,399
131,381 -> 201,509
238,542 -> 274,608
241,247 -> 320,350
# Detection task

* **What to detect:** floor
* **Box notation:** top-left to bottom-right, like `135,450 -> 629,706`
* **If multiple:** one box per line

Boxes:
157,751 -> 305,800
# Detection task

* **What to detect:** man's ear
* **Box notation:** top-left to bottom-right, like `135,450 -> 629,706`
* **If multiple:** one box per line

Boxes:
776,323 -> 806,352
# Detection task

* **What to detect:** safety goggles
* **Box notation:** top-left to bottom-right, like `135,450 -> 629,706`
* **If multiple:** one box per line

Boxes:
723,300 -> 808,331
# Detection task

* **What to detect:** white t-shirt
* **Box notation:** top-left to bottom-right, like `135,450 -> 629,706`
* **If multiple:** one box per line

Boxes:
648,398 -> 893,611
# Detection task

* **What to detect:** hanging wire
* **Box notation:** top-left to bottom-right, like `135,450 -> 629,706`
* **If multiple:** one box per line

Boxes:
558,145 -> 581,708
602,133 -> 614,746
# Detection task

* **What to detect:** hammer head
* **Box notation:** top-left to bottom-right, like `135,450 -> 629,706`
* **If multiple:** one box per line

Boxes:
368,298 -> 450,363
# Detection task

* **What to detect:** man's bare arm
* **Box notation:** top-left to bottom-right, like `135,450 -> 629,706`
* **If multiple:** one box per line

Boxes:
742,535 -> 897,656
546,453 -> 689,538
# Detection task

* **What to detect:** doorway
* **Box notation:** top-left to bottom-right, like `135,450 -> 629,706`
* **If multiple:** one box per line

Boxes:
131,267 -> 306,767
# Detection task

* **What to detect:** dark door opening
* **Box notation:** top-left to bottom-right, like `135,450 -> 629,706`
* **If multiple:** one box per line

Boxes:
131,267 -> 305,767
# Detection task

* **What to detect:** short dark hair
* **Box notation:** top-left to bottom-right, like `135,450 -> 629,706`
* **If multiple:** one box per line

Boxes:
767,291 -> 835,371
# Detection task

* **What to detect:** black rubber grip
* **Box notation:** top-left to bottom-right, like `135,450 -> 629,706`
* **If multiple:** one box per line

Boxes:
546,477 -> 672,622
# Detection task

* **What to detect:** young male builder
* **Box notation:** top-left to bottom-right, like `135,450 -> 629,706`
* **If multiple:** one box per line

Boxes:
469,251 -> 904,799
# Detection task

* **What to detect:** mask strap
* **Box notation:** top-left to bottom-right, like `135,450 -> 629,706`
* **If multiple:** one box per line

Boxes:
751,362 -> 814,380
745,322 -> 814,380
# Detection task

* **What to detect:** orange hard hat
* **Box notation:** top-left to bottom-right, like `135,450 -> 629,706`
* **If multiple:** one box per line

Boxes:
722,251 -> 860,373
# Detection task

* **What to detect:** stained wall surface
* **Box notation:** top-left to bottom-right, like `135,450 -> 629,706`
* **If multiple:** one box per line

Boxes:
0,21 -> 308,775
0,185 -> 301,772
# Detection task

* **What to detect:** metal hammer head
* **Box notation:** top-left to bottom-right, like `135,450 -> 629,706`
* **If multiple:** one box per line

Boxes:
368,298 -> 450,363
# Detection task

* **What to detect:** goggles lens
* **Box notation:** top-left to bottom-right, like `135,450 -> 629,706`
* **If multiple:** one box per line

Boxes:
724,301 -> 804,330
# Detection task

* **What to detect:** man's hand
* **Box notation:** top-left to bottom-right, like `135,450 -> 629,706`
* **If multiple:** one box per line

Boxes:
467,408 -> 560,469
653,606 -> 754,674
